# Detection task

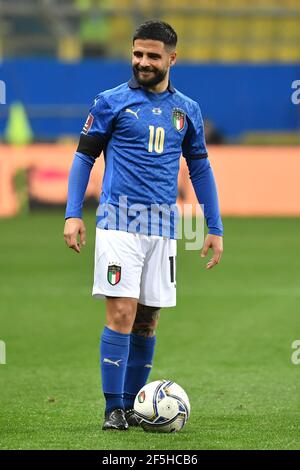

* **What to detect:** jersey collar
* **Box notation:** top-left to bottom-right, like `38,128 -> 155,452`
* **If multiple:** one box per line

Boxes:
128,76 -> 175,93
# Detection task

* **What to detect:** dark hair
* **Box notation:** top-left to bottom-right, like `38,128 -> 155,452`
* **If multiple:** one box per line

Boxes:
133,20 -> 177,49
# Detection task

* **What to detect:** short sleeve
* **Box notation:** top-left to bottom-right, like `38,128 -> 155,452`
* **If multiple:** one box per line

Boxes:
77,94 -> 115,159
182,103 -> 208,160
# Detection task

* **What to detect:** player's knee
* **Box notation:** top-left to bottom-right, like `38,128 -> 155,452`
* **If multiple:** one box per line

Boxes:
106,298 -> 136,330
113,311 -> 133,329
132,305 -> 160,337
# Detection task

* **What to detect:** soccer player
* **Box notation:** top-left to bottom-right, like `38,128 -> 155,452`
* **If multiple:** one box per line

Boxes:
64,20 -> 223,431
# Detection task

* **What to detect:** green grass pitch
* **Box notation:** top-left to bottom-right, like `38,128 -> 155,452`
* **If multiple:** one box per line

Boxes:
0,212 -> 299,450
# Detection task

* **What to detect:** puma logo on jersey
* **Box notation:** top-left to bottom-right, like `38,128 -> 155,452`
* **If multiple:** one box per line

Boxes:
125,108 -> 140,119
103,358 -> 122,367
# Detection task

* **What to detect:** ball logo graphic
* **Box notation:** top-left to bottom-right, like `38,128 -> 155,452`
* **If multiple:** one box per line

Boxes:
138,391 -> 146,403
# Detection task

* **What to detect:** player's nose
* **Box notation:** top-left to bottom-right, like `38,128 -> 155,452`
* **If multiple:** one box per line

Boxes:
139,55 -> 150,67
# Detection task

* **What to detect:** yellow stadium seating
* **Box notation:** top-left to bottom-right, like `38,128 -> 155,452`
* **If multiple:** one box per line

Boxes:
242,43 -> 274,62
273,44 -> 300,62
214,43 -> 244,62
114,1 -> 300,62
108,16 -> 134,57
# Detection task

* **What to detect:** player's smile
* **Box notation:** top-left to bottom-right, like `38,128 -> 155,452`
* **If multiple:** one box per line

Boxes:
136,70 -> 157,80
137,69 -> 154,75
139,70 -> 154,75
135,64 -> 156,74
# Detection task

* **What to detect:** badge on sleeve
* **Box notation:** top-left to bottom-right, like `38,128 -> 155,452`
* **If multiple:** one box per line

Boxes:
82,113 -> 94,134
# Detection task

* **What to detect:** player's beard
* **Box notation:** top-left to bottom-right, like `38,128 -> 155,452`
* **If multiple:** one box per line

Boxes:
133,65 -> 168,89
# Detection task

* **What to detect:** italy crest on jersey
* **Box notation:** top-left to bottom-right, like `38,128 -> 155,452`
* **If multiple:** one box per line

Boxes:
107,264 -> 121,285
172,108 -> 185,131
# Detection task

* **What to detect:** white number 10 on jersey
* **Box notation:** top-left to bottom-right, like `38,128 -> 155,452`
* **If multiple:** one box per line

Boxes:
148,126 -> 165,154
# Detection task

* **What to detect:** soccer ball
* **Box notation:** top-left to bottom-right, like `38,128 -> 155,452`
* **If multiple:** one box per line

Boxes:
133,380 -> 190,433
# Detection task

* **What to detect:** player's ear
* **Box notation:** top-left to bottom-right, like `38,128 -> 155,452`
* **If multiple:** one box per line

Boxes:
169,51 -> 177,67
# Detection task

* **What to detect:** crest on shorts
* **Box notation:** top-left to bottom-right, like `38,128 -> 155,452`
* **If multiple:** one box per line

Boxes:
107,264 -> 121,285
172,108 -> 185,131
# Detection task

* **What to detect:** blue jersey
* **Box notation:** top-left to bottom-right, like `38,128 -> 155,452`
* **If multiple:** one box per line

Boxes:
66,77 -> 223,238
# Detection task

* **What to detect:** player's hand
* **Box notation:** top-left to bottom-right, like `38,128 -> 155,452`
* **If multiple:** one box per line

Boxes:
201,234 -> 223,270
63,218 -> 86,254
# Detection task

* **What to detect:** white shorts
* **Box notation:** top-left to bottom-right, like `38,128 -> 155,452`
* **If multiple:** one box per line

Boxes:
92,228 -> 177,307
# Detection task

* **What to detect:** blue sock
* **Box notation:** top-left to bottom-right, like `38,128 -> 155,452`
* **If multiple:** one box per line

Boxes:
100,326 -> 130,414
124,334 -> 156,410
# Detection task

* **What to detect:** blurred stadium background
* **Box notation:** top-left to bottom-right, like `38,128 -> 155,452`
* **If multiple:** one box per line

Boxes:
0,0 -> 300,215
1,0 -> 300,450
